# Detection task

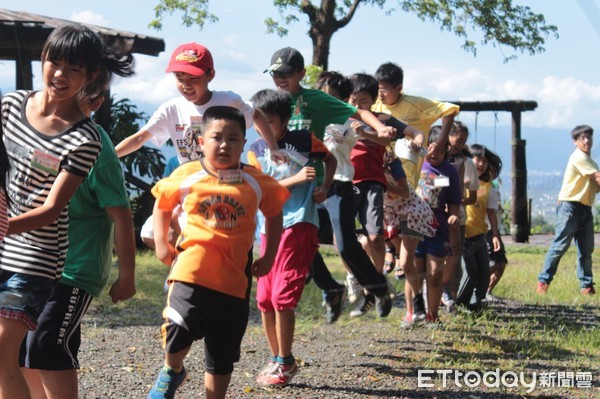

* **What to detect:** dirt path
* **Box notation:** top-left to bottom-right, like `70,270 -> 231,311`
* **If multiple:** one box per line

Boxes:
78,295 -> 598,399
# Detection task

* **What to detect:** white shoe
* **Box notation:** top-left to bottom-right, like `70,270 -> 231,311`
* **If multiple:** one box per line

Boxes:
346,273 -> 363,304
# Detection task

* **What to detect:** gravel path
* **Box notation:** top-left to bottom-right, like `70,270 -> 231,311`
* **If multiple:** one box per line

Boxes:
77,294 -> 598,399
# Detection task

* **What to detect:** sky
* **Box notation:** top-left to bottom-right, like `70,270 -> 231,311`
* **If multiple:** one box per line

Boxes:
0,0 -> 599,172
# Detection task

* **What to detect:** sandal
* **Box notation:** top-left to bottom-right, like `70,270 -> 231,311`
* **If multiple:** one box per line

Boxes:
394,263 -> 405,280
384,253 -> 395,274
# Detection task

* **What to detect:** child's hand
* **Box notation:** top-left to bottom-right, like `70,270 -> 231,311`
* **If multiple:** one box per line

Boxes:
155,243 -> 177,267
312,185 -> 328,203
296,166 -> 316,183
377,125 -> 396,139
252,257 -> 273,277
108,274 -> 136,303
269,148 -> 288,165
492,236 -> 501,252
350,121 -> 366,136
448,215 -> 459,226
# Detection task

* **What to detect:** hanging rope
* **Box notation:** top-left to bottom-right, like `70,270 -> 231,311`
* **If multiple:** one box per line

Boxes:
474,111 -> 479,143
493,111 -> 499,151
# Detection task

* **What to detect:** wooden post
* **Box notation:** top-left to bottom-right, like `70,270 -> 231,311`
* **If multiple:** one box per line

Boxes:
15,52 -> 33,90
511,110 -> 529,242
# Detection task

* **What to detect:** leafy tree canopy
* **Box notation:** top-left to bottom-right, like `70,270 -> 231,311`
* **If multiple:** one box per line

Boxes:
150,0 -> 558,69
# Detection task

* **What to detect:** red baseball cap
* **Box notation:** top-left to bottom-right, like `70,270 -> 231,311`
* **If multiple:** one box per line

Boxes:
165,43 -> 214,76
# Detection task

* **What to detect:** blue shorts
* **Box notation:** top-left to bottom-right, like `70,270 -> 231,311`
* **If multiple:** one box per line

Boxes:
0,271 -> 58,330
415,233 -> 450,259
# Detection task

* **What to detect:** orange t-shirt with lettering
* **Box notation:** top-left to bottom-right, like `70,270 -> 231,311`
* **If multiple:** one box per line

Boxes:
152,161 -> 289,299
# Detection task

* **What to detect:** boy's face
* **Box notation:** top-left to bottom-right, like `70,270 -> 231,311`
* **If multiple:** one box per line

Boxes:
448,130 -> 468,154
349,91 -> 375,110
377,81 -> 402,106
271,69 -> 305,94
574,133 -> 593,155
175,71 -> 215,105
425,142 -> 447,167
197,119 -> 246,170
263,113 -> 289,141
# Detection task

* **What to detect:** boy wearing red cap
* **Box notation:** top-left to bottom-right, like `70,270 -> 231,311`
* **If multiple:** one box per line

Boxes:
116,42 -> 284,164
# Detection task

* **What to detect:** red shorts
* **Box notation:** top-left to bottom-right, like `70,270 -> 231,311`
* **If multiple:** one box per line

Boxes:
257,223 -> 318,312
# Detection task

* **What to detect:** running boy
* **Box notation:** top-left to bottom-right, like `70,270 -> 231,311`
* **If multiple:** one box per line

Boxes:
247,89 -> 336,386
147,106 -> 289,399
372,62 -> 459,188
265,47 -> 396,322
116,42 -> 285,163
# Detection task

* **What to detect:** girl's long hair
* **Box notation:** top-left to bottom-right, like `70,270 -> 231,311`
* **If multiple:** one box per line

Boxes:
0,97 -> 10,196
470,144 -> 502,182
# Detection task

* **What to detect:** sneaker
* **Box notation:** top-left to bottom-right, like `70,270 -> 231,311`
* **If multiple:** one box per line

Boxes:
401,312 -> 425,329
256,362 -> 299,386
376,293 -> 392,317
257,359 -> 278,377
536,281 -> 549,294
581,286 -> 596,295
345,273 -> 363,304
413,293 -> 426,321
148,366 -> 187,399
324,288 -> 346,324
440,290 -> 456,311
349,294 -> 375,317
485,293 -> 499,302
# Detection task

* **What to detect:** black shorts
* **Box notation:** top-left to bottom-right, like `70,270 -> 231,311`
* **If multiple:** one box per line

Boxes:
163,282 -> 249,375
19,282 -> 93,370
486,230 -> 508,266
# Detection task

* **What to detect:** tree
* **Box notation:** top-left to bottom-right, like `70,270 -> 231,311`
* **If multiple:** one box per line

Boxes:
150,0 -> 558,70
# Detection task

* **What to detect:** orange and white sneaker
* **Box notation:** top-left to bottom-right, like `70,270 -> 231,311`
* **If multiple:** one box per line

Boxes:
256,362 -> 299,387
536,282 -> 549,294
581,286 -> 596,295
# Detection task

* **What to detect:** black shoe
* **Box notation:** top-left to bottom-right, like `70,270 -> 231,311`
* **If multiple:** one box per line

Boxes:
376,294 -> 392,317
325,288 -> 346,324
349,294 -> 375,318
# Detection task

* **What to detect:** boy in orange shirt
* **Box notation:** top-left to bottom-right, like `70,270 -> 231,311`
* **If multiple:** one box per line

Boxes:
148,106 -> 289,399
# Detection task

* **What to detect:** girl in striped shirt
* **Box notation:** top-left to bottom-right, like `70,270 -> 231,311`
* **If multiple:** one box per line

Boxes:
0,24 -> 134,398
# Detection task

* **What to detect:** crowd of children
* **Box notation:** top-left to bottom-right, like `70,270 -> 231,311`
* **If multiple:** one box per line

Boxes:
8,28 -> 596,399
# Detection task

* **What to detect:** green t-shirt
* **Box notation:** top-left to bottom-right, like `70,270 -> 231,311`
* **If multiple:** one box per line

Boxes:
288,88 -> 356,183
61,126 -> 130,297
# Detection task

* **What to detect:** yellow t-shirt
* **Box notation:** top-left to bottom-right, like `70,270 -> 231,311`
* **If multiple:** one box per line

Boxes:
558,149 -> 600,206
465,181 -> 493,238
152,161 -> 289,299
372,94 -> 459,187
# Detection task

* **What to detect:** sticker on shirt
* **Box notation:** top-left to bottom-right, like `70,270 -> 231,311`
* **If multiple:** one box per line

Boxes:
434,175 -> 450,187
217,169 -> 243,185
31,149 -> 61,176
325,124 -> 351,144
178,118 -> 203,162
286,149 -> 309,167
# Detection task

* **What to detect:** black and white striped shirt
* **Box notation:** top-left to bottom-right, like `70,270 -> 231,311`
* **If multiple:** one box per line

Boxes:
0,91 -> 102,279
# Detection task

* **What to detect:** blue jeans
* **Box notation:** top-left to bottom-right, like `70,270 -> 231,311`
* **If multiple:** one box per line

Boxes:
538,201 -> 594,288
314,181 -> 388,300
0,271 -> 58,330
457,234 -> 490,308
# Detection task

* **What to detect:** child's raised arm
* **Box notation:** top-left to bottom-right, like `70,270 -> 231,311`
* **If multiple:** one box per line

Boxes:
252,109 -> 287,164
115,129 -> 154,158
7,171 -> 83,235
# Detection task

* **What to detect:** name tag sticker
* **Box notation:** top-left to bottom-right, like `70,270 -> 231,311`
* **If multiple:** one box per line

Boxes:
217,169 -> 243,184
434,175 -> 450,187
286,150 -> 309,166
31,149 -> 61,176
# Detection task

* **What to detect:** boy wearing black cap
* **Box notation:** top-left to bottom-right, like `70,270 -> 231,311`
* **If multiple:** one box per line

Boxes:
265,47 -> 396,323
116,42 -> 285,164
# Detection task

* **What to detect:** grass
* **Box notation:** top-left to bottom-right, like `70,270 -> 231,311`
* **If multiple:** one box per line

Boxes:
87,241 -> 599,396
